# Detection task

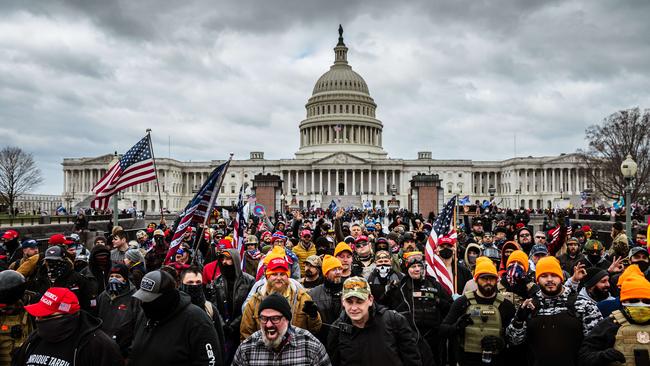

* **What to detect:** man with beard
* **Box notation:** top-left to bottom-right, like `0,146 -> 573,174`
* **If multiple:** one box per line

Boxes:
352,236 -> 375,279
129,270 -> 222,366
38,246 -> 96,314
96,264 -> 141,357
367,250 -> 403,305
12,288 -> 122,366
515,227 -> 534,255
145,229 -> 169,271
232,294 -> 331,365
240,256 -> 321,340
293,230 -> 317,278
8,239 -> 42,286
327,277 -> 421,366
389,251 -> 452,366
242,235 -> 262,277
506,256 -> 602,366
579,265 -> 650,366
309,255 -> 344,343
210,248 -> 255,365
441,258 -> 515,366
578,267 -> 613,306
610,221 -> 629,260
559,237 -> 585,274
300,255 -> 323,289
179,267 -> 225,364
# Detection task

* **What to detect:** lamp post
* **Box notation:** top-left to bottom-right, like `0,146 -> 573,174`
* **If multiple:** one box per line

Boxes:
620,154 -> 638,240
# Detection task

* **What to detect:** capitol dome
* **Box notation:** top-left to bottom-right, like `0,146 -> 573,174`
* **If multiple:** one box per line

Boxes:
296,25 -> 387,160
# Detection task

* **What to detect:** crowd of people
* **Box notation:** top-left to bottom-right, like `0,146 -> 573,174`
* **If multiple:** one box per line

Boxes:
0,205 -> 649,366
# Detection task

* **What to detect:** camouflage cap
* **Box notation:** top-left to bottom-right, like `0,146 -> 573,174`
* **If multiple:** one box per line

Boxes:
342,276 -> 371,301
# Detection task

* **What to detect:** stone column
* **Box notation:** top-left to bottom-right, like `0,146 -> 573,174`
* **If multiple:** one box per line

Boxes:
360,170 -> 364,194
327,170 -> 331,195
383,170 -> 387,194
335,169 -> 339,195
311,170 -> 315,194
352,169 -> 356,195
287,170 -> 292,191
559,168 -> 564,193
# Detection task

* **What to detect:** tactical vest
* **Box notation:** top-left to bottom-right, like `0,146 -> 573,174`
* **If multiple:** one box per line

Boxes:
463,291 -> 504,354
0,307 -> 31,366
611,310 -> 650,366
497,281 -> 534,308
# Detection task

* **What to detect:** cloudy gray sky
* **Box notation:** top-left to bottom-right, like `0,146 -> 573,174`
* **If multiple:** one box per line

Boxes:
2,0 -> 649,194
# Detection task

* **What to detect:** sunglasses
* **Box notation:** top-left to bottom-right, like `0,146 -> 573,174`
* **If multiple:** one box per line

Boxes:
259,315 -> 284,325
356,242 -> 369,247
535,236 -> 545,239
302,235 -> 312,239
343,280 -> 368,291
520,233 -> 531,237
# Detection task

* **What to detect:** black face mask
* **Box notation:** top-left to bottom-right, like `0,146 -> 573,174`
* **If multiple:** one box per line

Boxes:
180,284 -> 206,307
221,264 -> 236,279
74,261 -> 88,272
141,289 -> 180,321
46,261 -> 69,283
439,248 -> 454,259
634,260 -> 649,273
36,313 -> 79,343
588,254 -> 601,264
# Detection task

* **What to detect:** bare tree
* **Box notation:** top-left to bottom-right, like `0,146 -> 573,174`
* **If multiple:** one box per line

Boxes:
0,147 -> 44,216
577,107 -> 650,202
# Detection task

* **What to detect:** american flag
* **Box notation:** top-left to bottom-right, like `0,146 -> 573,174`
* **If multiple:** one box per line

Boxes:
425,196 -> 457,295
164,162 -> 229,263
233,184 -> 247,266
91,135 -> 157,210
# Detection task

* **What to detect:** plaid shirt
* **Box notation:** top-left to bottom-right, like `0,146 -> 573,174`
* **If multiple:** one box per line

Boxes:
233,326 -> 331,366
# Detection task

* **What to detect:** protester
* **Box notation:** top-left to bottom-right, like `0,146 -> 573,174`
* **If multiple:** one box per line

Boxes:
232,294 -> 331,366
300,255 -> 323,289
81,244 -> 112,296
124,248 -> 146,289
559,237 -> 584,274
242,235 -> 262,277
367,250 -> 403,305
129,270 -> 223,365
327,276 -> 422,366
144,229 -> 168,271
110,231 -> 129,265
293,229 -> 317,277
8,239 -> 41,284
12,287 -> 123,365
334,242 -> 356,280
308,255 -> 344,343
0,271 -> 33,363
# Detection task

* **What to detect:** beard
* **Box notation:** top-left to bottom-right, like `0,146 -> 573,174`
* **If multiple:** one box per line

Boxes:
261,324 -> 288,349
590,287 -> 610,302
305,268 -> 318,278
478,284 -> 496,297
267,280 -> 289,295
540,282 -> 562,296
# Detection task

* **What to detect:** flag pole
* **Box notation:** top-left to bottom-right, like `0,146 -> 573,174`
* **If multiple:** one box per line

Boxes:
146,129 -> 165,222
453,194 -> 458,295
192,153 -> 233,263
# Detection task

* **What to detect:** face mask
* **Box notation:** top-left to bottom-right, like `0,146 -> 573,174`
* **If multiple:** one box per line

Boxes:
506,263 -> 526,287
46,261 -> 68,283
467,254 -> 478,265
439,248 -> 454,259
108,277 -> 128,295
74,261 -> 88,272
221,263 -> 236,278
623,304 -> 650,323
36,313 -> 79,343
141,290 -> 180,321
180,284 -> 206,307
587,254 -> 601,264
376,265 -> 391,278
94,254 -> 111,270
634,260 -> 649,273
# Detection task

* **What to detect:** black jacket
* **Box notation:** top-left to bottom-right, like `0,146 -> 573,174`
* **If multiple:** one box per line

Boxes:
12,311 -> 123,366
128,292 -> 222,366
309,280 -> 343,343
327,304 -> 422,366
96,284 -> 141,356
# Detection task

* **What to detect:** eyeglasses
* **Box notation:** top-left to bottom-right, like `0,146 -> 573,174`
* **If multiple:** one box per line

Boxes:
302,235 -> 312,239
520,233 -> 531,237
535,236 -> 545,239
356,242 -> 369,247
259,315 -> 284,325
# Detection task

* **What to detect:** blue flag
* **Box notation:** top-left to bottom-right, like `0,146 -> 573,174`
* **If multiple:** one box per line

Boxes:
458,195 -> 470,205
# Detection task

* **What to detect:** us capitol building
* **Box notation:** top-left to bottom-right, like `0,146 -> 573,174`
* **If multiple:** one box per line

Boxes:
62,27 -> 593,214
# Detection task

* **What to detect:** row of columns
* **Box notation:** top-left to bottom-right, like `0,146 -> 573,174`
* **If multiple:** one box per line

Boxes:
504,167 -> 593,194
300,125 -> 382,147
284,168 -> 402,196
64,169 -> 108,193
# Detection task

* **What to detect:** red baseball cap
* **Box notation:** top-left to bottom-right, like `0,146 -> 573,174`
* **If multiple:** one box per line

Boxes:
266,257 -> 289,277
2,230 -> 18,241
25,288 -> 80,317
48,234 -> 72,246
354,235 -> 369,244
439,236 -> 456,246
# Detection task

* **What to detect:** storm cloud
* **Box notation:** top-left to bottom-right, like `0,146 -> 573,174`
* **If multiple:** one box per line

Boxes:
1,0 -> 649,194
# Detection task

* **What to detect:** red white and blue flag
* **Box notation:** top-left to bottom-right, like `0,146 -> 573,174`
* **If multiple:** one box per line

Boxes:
425,196 -> 458,295
164,162 -> 229,263
233,184 -> 247,266
91,135 -> 157,210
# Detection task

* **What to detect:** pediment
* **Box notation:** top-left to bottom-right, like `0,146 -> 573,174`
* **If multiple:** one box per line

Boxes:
545,153 -> 581,164
82,154 -> 116,165
312,152 -> 369,165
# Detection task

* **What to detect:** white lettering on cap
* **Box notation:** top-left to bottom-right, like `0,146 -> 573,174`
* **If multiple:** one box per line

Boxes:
141,277 -> 156,292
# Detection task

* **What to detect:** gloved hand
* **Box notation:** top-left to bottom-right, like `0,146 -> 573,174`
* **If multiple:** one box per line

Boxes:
601,349 -> 626,363
454,313 -> 473,332
302,300 -> 319,318
481,335 -> 505,352
515,302 -> 533,322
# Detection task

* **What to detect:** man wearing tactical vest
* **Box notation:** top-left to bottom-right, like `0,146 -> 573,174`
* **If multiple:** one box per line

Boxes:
441,257 -> 516,365
579,264 -> 650,366
0,271 -> 34,366
507,256 -> 602,366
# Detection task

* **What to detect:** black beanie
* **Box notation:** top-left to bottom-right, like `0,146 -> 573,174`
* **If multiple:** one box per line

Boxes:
582,267 -> 608,289
258,293 -> 292,321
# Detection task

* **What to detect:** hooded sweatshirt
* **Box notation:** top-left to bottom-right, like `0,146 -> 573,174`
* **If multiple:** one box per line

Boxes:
463,243 -> 482,272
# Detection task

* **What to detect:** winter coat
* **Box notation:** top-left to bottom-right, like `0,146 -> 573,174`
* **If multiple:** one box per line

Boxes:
12,311 -> 123,366
327,304 -> 422,366
292,242 -> 317,277
128,292 -> 222,366
308,281 -> 343,343
96,283 -> 141,356
240,280 -> 322,341
127,262 -> 146,289
558,252 -> 585,274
